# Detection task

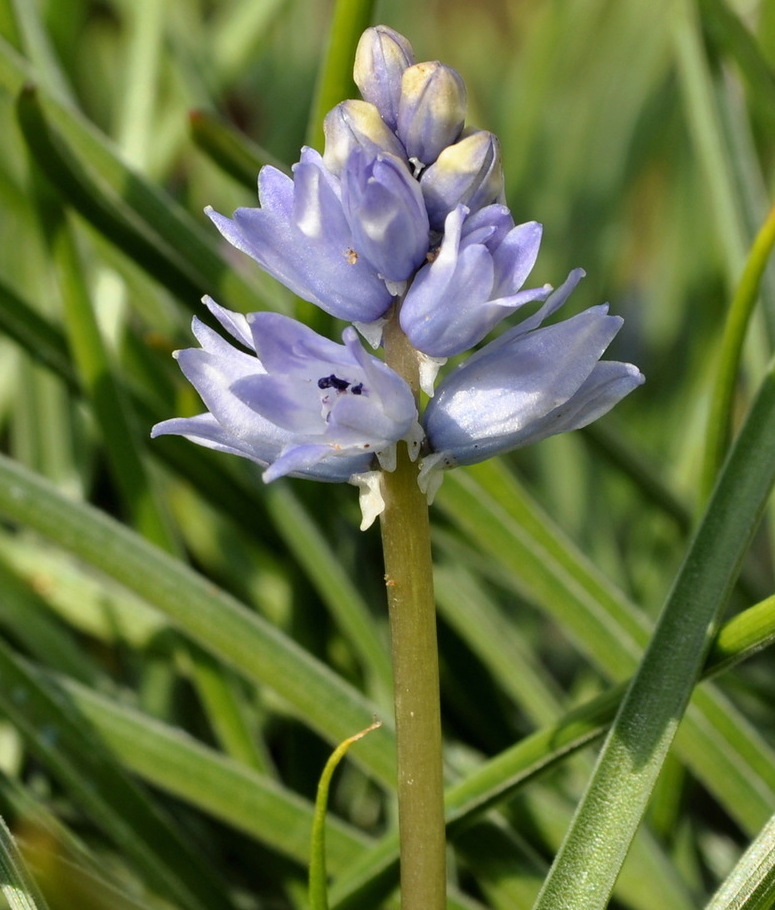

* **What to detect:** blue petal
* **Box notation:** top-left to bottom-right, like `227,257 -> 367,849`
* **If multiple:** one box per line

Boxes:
424,306 -> 633,465
490,221 -> 543,296
152,414 -> 370,482
247,312 -> 352,376
341,151 -> 429,281
399,205 -> 552,357
401,241 -> 497,356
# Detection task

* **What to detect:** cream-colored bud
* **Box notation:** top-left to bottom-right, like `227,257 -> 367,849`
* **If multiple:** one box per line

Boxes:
397,62 -> 467,167
354,25 -> 415,130
323,100 -> 406,175
421,130 -> 505,228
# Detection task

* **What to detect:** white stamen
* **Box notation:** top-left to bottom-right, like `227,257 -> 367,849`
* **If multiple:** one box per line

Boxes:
349,471 -> 386,530
354,316 -> 388,349
417,352 -> 447,397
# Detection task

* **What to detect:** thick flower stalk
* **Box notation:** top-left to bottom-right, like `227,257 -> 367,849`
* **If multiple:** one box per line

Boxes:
153,23 -> 644,910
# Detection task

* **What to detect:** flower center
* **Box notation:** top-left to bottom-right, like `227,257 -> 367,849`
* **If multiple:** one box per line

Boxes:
317,374 -> 364,395
317,373 -> 366,422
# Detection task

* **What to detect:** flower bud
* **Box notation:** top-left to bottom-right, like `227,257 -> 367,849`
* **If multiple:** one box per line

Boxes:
354,25 -> 415,131
420,130 -> 505,229
397,62 -> 467,167
323,100 -> 406,175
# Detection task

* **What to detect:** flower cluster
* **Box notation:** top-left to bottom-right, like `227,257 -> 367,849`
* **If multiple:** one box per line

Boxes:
152,26 -> 643,523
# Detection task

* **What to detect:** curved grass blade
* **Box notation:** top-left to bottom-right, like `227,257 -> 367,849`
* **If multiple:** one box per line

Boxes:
702,203 -> 775,496
533,361 -> 775,909
309,721 -> 382,910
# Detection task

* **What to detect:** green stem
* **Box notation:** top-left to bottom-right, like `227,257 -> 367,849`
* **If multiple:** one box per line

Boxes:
380,313 -> 446,910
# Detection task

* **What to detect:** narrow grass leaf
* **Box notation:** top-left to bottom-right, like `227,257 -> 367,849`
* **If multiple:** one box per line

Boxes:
0,452 -> 396,786
263,483 -> 393,701
0,640 -> 235,910
0,813 -> 50,910
309,721 -> 382,910
702,203 -> 775,496
533,361 -> 775,909
705,812 -> 775,910
306,0 -> 377,148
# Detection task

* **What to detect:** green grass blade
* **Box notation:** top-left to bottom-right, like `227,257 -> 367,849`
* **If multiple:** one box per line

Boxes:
533,360 -> 775,909
0,452 -> 396,786
705,812 -> 775,910
0,640 -> 235,910
305,0 -> 377,149
672,0 -> 747,284
263,483 -> 393,701
0,553 -> 97,685
329,593 -> 775,908
702,203 -> 775,496
309,721 -> 382,910
114,0 -> 164,169
698,0 -> 775,134
51,211 -> 178,551
8,0 -> 73,104
183,643 -> 269,772
0,814 -> 50,910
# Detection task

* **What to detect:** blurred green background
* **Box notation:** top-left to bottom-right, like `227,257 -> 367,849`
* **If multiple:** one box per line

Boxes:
0,0 -> 774,908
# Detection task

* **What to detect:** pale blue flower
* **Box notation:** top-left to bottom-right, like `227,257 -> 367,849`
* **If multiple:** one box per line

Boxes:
207,146 -> 430,324
420,270 -> 644,487
400,204 -> 552,358
151,298 -> 419,483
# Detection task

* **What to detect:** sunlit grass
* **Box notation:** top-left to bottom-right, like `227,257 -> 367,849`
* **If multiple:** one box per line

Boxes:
0,1 -> 774,908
